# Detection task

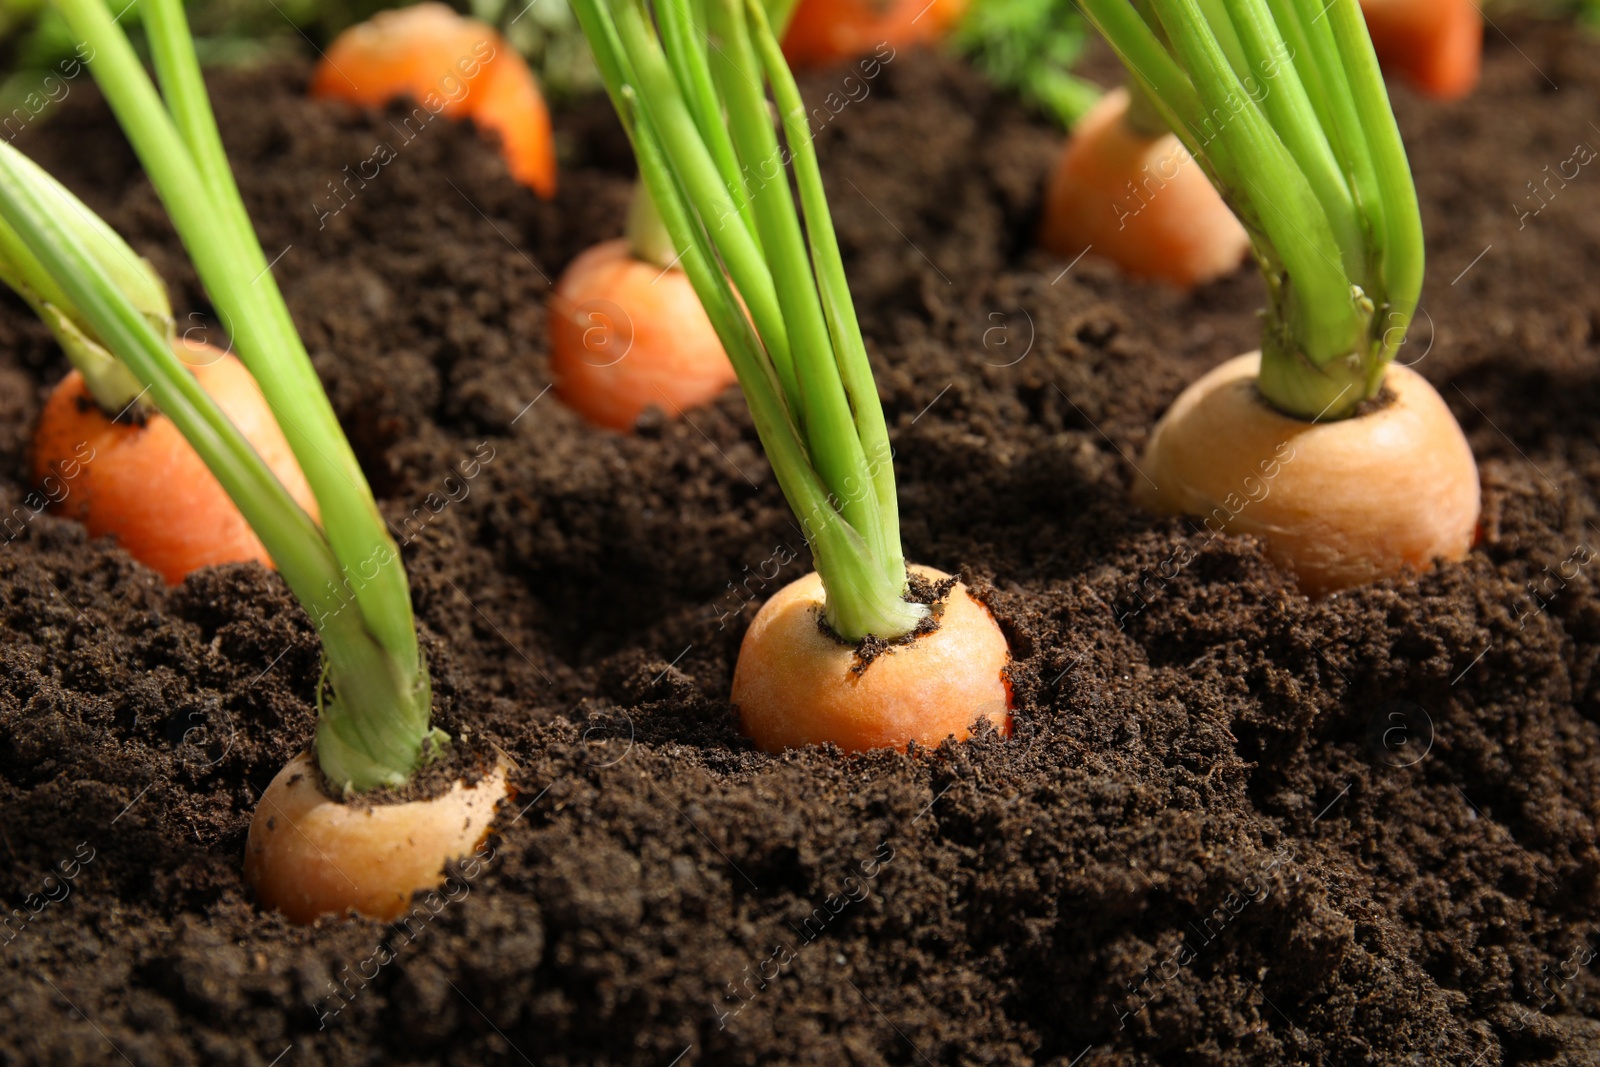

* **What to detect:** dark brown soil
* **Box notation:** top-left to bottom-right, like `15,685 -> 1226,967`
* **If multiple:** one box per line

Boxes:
3,21 -> 1600,1067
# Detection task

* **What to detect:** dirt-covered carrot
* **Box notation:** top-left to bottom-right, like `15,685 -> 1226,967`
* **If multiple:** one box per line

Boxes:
34,342 -> 320,584
569,0 -> 1011,752
1139,353 -> 1478,593
735,566 -> 1011,751
25,0 -> 508,921
0,153 -> 319,584
547,187 -> 737,430
245,752 -> 505,924
1039,85 -> 1250,288
1361,0 -> 1481,100
782,0 -> 966,68
1080,0 -> 1480,593
311,3 -> 557,197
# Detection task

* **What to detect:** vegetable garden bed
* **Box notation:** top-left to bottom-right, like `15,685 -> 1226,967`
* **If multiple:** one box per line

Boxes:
3,20 -> 1600,1066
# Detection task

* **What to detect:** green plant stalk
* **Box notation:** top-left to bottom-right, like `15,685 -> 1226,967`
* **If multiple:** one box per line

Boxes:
764,0 -> 799,31
1222,0 -> 1363,272
598,0 -> 802,410
695,0 -> 887,567
1288,0 -> 1386,259
625,180 -> 677,269
656,0 -> 760,247
0,217 -> 146,413
1033,69 -> 1102,129
1080,0 -> 1423,420
1074,0 -> 1205,155
49,0 -> 438,791
1156,0 -> 1358,349
1328,0 -> 1422,363
746,0 -> 907,588
569,0 -> 924,640
135,0 -> 417,673
0,149 -> 168,411
628,92 -> 919,641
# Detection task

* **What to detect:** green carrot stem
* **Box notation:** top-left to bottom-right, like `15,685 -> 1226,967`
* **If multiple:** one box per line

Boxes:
48,0 -> 438,791
1082,0 -> 1424,421
570,0 -> 926,639
605,0 -> 802,410
0,219 -> 146,413
747,0 -> 906,587
700,0 -> 888,570
1328,0 -> 1423,365
0,150 -> 168,411
625,181 -> 677,269
656,0 -> 761,247
135,0 -> 418,673
1222,0 -> 1364,272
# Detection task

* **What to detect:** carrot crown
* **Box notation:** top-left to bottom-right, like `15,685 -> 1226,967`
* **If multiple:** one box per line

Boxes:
569,0 -> 926,641
1081,0 -> 1424,421
0,0 -> 439,792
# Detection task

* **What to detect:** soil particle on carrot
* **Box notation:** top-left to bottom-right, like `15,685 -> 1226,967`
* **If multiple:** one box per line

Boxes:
1,26 -> 1599,1065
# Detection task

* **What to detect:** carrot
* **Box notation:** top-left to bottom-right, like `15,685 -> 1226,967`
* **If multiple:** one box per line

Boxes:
569,0 -> 1012,751
1039,87 -> 1251,288
782,0 -> 967,67
311,3 -> 556,197
246,752 -> 508,924
1080,0 -> 1480,593
32,341 -> 320,584
1137,353 -> 1479,594
34,0 -> 497,921
733,567 -> 1010,753
548,236 -> 738,431
1360,0 -> 1482,100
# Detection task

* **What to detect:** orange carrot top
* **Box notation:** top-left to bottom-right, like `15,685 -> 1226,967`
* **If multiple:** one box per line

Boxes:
782,0 -> 967,67
0,138 -> 316,584
1360,0 -> 1482,100
313,3 -> 557,197
1039,86 -> 1250,288
33,342 -> 320,584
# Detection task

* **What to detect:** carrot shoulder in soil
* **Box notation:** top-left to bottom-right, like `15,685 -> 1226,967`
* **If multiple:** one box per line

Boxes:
312,3 -> 557,197
22,0 -> 509,923
547,182 -> 738,431
1360,0 -> 1482,100
0,151 -> 318,584
781,0 -> 966,68
569,0 -> 1011,752
1079,0 -> 1480,594
1038,81 -> 1251,289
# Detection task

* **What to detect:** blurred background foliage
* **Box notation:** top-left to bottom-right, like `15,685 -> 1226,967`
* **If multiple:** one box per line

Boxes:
0,0 -> 1103,137
0,0 -> 1593,136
